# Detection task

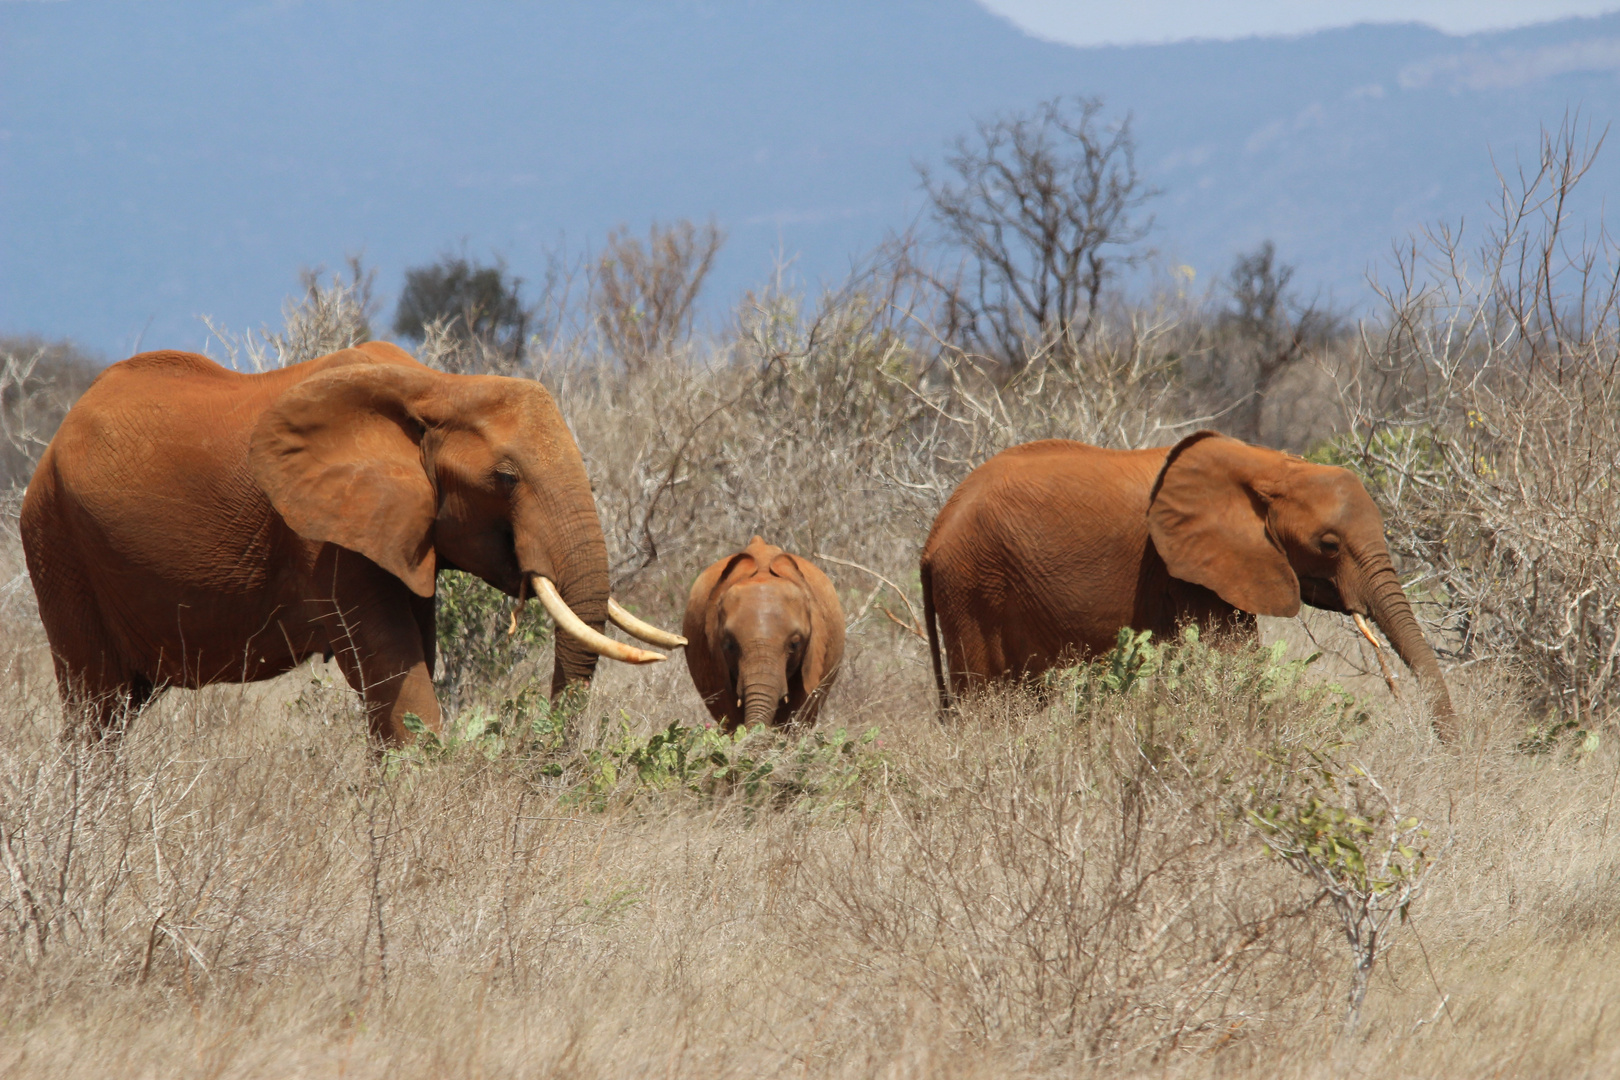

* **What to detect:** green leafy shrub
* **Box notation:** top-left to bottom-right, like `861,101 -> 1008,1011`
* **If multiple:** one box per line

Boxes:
1517,716 -> 1602,759
387,683 -> 567,772
1043,625 -> 1367,740
570,720 -> 886,811
384,691 -> 888,814
1305,424 -> 1445,489
434,569 -> 551,714
1244,746 -> 1441,1032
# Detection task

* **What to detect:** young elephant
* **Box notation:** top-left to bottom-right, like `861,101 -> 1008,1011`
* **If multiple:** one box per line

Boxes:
683,537 -> 845,731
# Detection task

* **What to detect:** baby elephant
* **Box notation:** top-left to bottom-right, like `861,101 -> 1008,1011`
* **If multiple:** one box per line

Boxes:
683,536 -> 845,731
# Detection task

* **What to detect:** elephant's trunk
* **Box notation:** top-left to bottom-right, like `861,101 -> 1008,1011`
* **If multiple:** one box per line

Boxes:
545,501 -> 613,698
738,655 -> 789,729
1359,554 -> 1457,739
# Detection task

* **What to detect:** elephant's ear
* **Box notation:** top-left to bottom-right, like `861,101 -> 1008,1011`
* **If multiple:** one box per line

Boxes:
682,551 -> 758,702
784,554 -> 845,696
250,364 -> 439,598
1147,431 -> 1300,618
702,551 -> 760,656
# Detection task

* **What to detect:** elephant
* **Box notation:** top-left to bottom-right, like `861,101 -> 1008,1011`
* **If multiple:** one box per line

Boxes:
683,536 -> 845,731
20,342 -> 685,743
919,432 -> 1456,736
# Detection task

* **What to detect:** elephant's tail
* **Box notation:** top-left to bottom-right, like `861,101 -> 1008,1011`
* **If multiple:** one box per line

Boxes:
920,560 -> 951,716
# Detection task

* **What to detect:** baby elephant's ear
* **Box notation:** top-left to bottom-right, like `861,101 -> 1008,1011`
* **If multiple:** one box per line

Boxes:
250,364 -> 439,597
788,554 -> 846,700
682,550 -> 760,715
1147,431 -> 1301,618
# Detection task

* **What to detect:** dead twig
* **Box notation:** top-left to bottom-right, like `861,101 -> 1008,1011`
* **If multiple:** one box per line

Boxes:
814,553 -> 926,639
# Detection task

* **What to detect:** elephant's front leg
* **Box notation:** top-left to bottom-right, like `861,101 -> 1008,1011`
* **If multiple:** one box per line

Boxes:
317,552 -> 442,745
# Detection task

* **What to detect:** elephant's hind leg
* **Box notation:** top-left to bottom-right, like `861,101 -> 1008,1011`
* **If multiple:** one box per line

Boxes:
50,652 -> 157,743
32,559 -> 152,742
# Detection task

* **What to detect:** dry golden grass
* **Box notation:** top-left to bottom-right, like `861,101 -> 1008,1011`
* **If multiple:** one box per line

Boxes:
4,542 -> 1620,1079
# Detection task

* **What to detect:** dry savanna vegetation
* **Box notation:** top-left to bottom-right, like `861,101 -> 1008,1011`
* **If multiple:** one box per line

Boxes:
3,113 -> 1620,1078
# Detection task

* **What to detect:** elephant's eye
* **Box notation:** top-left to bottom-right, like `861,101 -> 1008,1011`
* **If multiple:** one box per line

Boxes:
492,465 -> 519,489
1318,533 -> 1341,555
722,637 -> 739,656
788,634 -> 804,652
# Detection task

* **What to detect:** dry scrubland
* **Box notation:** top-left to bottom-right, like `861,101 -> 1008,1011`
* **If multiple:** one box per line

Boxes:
6,131 -> 1620,1077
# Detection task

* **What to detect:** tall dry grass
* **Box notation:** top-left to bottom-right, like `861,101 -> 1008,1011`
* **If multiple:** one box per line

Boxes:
4,549 -> 1620,1078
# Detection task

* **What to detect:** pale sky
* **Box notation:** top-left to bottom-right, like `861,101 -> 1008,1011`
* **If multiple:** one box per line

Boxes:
977,1 -> 1620,46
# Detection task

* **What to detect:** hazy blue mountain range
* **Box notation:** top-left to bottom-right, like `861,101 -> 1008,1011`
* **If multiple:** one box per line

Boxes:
3,1 -> 1617,356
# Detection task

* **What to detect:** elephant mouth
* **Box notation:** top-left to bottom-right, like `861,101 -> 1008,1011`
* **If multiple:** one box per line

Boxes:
1298,575 -> 1347,613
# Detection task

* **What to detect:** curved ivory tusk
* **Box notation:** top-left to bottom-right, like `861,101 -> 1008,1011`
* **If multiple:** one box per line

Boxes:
1352,612 -> 1386,656
533,576 -> 666,664
607,598 -> 688,648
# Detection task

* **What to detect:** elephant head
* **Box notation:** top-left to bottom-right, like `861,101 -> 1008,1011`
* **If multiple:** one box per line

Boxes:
684,537 -> 844,731
248,354 -> 682,696
1148,431 -> 1456,735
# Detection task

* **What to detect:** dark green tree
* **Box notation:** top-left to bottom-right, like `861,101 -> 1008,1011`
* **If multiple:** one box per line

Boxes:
393,255 -> 530,357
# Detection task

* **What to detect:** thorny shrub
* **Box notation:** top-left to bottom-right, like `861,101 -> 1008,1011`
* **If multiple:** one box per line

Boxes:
1332,119 -> 1620,733
1245,748 -> 1441,1035
203,257 -> 377,372
0,337 -> 99,487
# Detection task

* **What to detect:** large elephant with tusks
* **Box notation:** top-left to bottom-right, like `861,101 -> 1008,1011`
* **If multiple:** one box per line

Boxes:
22,342 -> 685,742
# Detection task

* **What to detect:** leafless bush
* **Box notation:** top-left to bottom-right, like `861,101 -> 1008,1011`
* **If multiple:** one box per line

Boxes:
592,219 -> 724,371
537,240 -> 1198,633
921,97 -> 1156,373
0,337 -> 99,488
204,256 -> 377,371
1178,242 -> 1348,447
409,314 -> 532,377
1334,118 -> 1620,728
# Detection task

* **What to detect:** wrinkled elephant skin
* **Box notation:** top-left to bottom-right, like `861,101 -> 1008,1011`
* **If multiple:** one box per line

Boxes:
920,432 -> 1456,737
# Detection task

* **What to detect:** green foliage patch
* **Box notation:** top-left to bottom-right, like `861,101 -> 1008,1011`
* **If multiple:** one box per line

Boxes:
1241,742 -> 1442,1030
569,719 -> 886,811
434,570 -> 551,714
1043,625 -> 1368,738
1245,747 -> 1430,901
388,694 -> 888,814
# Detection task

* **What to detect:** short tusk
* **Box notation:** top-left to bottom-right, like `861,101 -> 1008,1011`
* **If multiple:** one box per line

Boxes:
533,576 -> 666,665
607,597 -> 688,648
1352,611 -> 1380,650
508,576 -> 528,637
1353,612 -> 1402,701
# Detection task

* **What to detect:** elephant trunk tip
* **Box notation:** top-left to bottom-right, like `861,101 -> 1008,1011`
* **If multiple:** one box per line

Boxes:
1427,685 -> 1459,742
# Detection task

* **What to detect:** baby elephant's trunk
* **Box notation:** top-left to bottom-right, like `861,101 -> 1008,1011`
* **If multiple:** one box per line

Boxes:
739,657 -> 789,729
